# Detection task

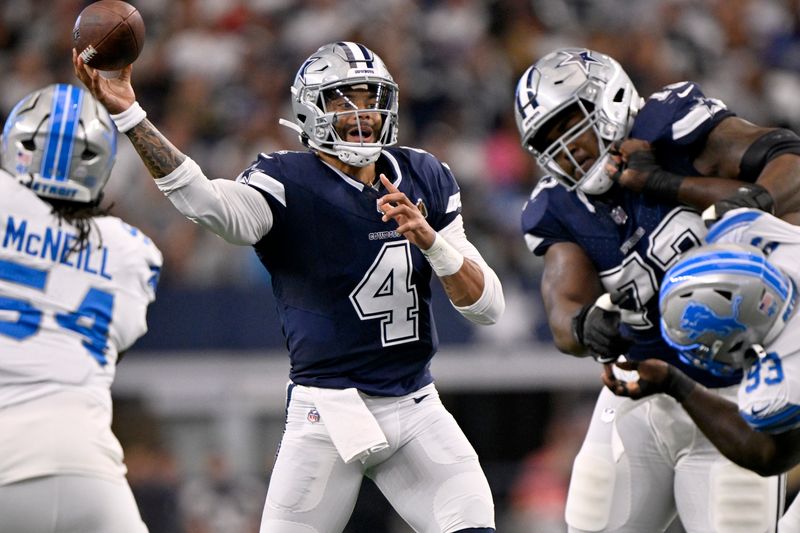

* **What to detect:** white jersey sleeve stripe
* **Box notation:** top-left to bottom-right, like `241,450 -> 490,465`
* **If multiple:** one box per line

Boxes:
524,233 -> 545,253
245,171 -> 287,207
672,105 -> 714,140
706,209 -> 764,243
446,192 -> 461,214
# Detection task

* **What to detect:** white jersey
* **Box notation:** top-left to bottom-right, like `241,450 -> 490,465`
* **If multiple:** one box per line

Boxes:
706,208 -> 800,434
0,173 -> 162,484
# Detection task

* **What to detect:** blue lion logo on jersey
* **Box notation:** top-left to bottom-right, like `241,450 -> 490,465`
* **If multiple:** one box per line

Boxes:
681,297 -> 746,340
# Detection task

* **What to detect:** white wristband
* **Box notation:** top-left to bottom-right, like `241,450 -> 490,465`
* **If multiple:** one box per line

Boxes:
110,101 -> 147,133
421,233 -> 464,277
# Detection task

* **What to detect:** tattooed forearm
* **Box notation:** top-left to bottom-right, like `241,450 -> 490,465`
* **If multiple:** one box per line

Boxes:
125,119 -> 187,178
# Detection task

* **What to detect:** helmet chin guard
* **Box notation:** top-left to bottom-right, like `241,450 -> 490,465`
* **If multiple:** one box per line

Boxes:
515,48 -> 642,195
331,143 -> 382,167
285,42 -> 398,167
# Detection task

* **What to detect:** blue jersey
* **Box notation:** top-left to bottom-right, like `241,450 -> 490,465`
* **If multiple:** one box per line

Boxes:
237,147 -> 461,396
522,82 -> 739,387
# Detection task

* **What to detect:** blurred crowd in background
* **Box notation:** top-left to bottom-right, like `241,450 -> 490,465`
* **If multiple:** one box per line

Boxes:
7,0 -> 800,294
3,0 -> 800,531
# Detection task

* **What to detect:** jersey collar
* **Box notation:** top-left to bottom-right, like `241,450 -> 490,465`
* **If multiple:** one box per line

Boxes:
319,151 -> 403,192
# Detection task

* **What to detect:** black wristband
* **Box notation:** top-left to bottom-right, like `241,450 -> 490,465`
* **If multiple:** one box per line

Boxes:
720,184 -> 775,213
663,365 -> 697,403
642,169 -> 683,203
626,150 -> 684,203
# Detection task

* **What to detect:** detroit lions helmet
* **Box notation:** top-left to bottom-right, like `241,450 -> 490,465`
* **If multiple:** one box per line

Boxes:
1,83 -> 116,204
659,243 -> 797,376
286,41 -> 399,167
515,48 -> 642,195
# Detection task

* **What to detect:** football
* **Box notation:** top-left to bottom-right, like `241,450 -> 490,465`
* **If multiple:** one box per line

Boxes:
73,0 -> 145,71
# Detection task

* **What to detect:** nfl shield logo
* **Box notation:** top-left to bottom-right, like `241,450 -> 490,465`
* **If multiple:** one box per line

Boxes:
307,409 -> 321,423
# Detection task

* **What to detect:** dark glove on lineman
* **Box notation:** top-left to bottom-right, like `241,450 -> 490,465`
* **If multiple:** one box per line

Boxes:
572,298 -> 632,363
609,140 -> 683,203
702,183 -> 775,226
624,149 -> 683,202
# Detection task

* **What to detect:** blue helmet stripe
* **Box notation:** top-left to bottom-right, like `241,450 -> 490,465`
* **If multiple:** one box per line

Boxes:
41,83 -> 81,182
41,84 -> 68,179
355,43 -> 374,68
706,209 -> 763,242
336,41 -> 374,69
515,67 -> 536,116
662,251 -> 790,301
662,262 -> 790,305
55,86 -> 83,181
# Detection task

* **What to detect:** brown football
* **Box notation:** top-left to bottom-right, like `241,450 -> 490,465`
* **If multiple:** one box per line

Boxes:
73,0 -> 145,71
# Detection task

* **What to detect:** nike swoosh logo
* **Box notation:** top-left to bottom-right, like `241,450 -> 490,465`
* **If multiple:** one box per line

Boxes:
413,394 -> 429,404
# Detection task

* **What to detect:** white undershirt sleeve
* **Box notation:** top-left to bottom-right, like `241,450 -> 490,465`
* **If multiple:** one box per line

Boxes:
153,158 -> 273,245
438,215 -> 505,325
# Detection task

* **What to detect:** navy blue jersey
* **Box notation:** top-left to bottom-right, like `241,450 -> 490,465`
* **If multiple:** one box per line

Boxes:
631,81 -> 734,175
236,147 -> 462,396
522,82 -> 739,387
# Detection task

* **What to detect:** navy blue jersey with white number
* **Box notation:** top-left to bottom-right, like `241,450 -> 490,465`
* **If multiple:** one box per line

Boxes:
522,82 -> 739,387
236,147 -> 461,396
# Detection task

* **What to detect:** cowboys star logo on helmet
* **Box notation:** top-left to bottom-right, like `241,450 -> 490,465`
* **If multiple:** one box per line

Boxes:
513,48 -> 643,195
555,49 -> 603,75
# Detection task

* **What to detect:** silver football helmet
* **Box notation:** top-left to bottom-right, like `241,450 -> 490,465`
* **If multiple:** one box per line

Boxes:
284,41 -> 399,167
514,48 -> 642,195
1,83 -> 116,204
659,243 -> 797,376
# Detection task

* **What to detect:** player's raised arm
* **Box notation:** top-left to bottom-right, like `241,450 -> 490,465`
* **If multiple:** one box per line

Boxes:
72,50 -> 272,246
378,174 -> 505,325
611,84 -> 800,222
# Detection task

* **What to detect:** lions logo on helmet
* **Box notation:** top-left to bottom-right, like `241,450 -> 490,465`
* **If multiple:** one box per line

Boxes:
659,243 -> 798,376
514,48 -> 642,195
283,41 -> 399,167
1,83 -> 116,204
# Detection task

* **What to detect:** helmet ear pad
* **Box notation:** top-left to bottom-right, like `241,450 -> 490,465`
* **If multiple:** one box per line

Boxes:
514,48 -> 642,194
2,83 -> 116,204
659,243 -> 797,376
289,42 -> 399,167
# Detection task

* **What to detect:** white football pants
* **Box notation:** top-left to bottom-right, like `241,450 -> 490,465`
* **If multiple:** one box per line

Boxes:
260,382 -> 495,533
0,474 -> 148,533
780,493 -> 800,533
565,386 -> 783,533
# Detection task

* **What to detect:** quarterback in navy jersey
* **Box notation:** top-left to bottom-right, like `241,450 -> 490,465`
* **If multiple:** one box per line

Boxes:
515,48 -> 800,533
241,147 -> 463,396
75,42 -> 503,533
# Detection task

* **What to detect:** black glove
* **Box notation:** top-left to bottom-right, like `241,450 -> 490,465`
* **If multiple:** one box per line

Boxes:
626,149 -> 684,203
703,183 -> 775,226
572,299 -> 632,363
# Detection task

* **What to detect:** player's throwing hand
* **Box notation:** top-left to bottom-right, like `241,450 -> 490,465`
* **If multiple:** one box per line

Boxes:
72,49 -> 136,115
